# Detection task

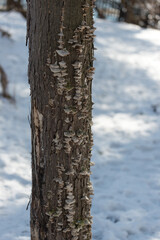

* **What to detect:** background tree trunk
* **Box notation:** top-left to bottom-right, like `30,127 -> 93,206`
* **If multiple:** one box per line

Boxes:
123,0 -> 138,24
27,0 -> 95,239
0,65 -> 8,96
6,0 -> 26,18
7,0 -> 13,10
0,65 -> 13,101
122,0 -> 146,26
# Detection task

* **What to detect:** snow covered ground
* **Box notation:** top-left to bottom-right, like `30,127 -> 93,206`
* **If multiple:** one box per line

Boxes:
0,12 -> 30,240
92,19 -> 160,240
1,11 -> 160,240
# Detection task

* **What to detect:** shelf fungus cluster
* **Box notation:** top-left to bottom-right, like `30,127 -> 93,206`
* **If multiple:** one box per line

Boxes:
44,1 -> 95,239
48,5 -> 69,96
52,132 -> 62,153
49,60 -> 68,95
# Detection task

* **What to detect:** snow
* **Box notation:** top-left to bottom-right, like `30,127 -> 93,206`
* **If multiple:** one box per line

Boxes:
0,12 -> 30,240
1,11 -> 160,240
92,19 -> 160,240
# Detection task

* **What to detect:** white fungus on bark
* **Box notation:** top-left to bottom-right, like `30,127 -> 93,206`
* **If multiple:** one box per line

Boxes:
56,49 -> 70,57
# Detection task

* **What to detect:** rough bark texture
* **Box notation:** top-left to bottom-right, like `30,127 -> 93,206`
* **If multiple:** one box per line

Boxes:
28,0 -> 95,239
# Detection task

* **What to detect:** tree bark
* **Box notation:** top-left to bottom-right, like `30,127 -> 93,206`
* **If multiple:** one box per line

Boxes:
27,0 -> 95,239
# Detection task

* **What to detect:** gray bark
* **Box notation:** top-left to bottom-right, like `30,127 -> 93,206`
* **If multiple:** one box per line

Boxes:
27,0 -> 95,239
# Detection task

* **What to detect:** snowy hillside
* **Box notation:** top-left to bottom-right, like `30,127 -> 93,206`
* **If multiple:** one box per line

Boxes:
1,11 -> 160,240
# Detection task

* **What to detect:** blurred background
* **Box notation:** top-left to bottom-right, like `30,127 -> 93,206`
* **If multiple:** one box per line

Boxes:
1,1 -> 160,240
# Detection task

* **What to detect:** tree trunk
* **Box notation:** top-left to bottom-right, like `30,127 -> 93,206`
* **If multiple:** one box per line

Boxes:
6,0 -> 26,18
95,5 -> 106,19
27,0 -> 95,239
7,0 -> 13,10
123,0 -> 145,25
123,0 -> 136,24
0,65 -> 13,101
0,65 -> 8,96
